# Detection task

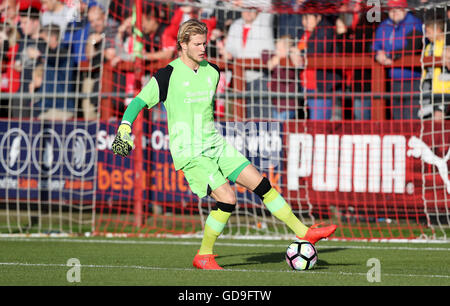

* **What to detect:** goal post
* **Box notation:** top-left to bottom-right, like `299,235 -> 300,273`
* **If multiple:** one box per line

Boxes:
0,0 -> 449,241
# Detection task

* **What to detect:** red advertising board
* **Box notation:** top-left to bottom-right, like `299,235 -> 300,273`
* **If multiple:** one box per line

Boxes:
283,121 -> 450,217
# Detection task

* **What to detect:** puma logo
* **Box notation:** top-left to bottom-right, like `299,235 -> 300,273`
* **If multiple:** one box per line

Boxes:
407,136 -> 450,194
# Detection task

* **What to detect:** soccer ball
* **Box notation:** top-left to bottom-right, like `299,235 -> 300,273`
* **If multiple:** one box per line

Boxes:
285,239 -> 318,271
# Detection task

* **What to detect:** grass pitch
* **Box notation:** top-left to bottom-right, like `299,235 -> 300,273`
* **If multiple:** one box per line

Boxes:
0,237 -> 449,286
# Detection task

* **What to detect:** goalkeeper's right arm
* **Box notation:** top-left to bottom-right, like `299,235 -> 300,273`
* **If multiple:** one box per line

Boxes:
112,67 -> 166,156
111,97 -> 147,157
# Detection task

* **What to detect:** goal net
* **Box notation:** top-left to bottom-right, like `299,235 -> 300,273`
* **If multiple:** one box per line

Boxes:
0,0 -> 449,241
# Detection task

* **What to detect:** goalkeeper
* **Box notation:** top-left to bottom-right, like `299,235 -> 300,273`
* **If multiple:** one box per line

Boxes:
112,19 -> 336,270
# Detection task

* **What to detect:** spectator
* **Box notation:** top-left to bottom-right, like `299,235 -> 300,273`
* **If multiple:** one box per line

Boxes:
293,12 -> 340,120
63,0 -> 98,67
195,1 -> 234,60
161,1 -> 217,60
2,1 -> 41,46
276,0 -> 307,39
335,0 -> 375,120
207,1 -> 239,60
40,0 -> 77,36
113,16 -> 133,63
61,0 -> 98,120
208,27 -> 229,60
34,23 -> 75,120
262,35 -> 301,119
141,4 -> 170,62
1,0 -> 23,94
224,7 -> 275,119
1,0 -> 19,26
211,0 -> 241,35
208,0 -> 269,60
83,4 -> 118,120
420,18 -> 450,121
1,22 -> 20,118
373,0 -> 423,120
85,5 -> 118,64
114,3 -> 170,63
113,15 -> 135,110
12,6 -> 46,118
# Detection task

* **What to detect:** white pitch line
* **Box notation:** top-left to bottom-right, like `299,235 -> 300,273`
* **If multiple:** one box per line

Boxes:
0,262 -> 449,279
1,237 -> 450,252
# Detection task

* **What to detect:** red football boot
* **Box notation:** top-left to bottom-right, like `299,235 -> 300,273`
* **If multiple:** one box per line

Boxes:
192,251 -> 223,270
297,223 -> 337,245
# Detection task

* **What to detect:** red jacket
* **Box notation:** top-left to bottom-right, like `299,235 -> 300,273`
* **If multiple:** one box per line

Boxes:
1,44 -> 20,93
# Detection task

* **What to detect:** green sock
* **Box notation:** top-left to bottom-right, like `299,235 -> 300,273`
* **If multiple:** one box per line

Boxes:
198,209 -> 231,255
263,188 -> 309,237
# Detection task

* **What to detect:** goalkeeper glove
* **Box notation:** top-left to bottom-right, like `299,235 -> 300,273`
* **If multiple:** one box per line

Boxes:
112,123 -> 134,157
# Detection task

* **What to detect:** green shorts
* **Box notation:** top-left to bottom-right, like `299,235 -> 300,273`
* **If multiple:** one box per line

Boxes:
181,142 -> 250,198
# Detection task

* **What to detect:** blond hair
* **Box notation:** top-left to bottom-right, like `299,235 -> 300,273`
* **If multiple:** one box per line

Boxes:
177,19 -> 208,51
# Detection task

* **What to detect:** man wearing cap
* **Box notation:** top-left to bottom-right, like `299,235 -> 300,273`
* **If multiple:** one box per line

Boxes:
373,0 -> 423,120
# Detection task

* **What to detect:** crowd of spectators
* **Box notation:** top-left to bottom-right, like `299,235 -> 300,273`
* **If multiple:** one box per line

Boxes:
0,0 -> 450,122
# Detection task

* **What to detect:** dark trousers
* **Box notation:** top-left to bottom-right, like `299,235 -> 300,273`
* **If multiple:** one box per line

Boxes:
245,77 -> 270,119
391,79 -> 421,120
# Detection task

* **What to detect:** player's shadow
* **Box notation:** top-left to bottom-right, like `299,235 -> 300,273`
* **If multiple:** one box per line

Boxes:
220,247 -> 351,269
315,247 -> 347,254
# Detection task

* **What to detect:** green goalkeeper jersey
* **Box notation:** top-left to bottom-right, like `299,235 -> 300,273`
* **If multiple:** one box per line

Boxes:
130,58 -> 226,170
